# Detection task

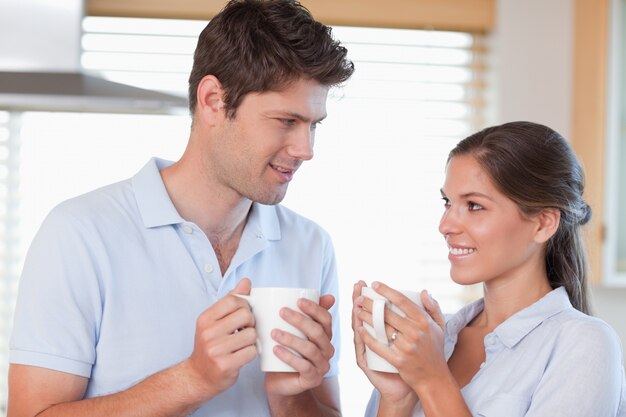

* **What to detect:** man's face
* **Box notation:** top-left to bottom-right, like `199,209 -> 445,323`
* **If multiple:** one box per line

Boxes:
210,78 -> 329,205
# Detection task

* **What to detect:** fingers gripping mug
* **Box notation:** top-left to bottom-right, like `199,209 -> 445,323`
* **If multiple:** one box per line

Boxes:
236,287 -> 320,372
361,286 -> 422,373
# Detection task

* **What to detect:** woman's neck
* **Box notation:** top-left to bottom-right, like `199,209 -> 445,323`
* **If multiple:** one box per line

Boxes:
473,268 -> 552,330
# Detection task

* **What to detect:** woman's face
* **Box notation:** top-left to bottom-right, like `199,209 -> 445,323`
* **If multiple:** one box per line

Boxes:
438,154 -> 544,286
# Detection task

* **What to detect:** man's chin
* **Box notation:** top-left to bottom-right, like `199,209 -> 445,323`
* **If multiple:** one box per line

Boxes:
248,187 -> 288,206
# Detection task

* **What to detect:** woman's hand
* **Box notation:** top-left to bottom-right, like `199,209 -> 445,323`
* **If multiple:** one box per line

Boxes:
352,281 -> 417,406
355,281 -> 449,397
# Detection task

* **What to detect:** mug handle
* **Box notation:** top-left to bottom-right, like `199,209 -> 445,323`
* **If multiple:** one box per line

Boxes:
233,293 -> 254,312
232,294 -> 259,350
233,293 -> 252,301
372,298 -> 389,345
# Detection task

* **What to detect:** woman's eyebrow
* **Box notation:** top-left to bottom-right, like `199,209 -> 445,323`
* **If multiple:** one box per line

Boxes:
440,189 -> 494,201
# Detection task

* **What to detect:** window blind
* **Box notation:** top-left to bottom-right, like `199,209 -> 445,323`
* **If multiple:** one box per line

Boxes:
80,15 -> 486,302
0,111 -> 20,414
0,17 -> 489,414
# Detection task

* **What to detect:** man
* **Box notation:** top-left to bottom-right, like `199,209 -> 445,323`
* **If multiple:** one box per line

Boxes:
7,1 -> 354,416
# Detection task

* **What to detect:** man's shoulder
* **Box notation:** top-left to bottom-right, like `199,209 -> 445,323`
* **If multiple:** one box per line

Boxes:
47,178 -> 136,228
27,178 -> 139,258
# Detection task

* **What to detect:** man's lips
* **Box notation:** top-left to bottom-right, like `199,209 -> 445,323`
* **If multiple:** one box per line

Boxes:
270,163 -> 296,183
270,163 -> 295,174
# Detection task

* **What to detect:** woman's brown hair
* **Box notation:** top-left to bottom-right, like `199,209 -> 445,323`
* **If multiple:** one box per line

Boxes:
448,121 -> 592,313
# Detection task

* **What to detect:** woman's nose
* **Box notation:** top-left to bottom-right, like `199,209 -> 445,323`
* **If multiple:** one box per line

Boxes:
438,207 -> 461,237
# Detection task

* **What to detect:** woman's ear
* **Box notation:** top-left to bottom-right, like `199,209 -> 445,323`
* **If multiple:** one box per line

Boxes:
195,75 -> 225,125
533,208 -> 561,243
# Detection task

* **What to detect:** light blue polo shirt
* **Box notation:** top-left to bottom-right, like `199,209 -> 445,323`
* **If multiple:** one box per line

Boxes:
10,158 -> 340,416
365,287 -> 626,417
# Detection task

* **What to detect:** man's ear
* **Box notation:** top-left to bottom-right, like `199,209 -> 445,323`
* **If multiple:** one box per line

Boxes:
196,75 -> 225,124
533,208 -> 561,243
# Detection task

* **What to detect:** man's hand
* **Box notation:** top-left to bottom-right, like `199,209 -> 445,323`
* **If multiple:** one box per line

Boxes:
185,278 -> 258,400
264,294 -> 336,396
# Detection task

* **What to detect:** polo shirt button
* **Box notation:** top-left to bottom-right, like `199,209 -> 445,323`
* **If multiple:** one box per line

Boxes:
183,225 -> 193,234
204,263 -> 214,273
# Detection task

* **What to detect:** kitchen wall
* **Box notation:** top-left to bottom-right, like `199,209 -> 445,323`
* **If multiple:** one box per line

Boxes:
494,0 -> 626,359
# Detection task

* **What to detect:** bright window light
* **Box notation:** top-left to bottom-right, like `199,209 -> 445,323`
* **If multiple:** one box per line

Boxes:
0,17 -> 488,415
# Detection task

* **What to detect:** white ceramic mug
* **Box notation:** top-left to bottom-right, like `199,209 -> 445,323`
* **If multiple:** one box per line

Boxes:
236,287 -> 320,372
361,286 -> 423,373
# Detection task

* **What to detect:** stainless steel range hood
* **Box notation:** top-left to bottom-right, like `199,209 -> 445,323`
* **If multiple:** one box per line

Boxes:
0,71 -> 189,114
0,0 -> 188,114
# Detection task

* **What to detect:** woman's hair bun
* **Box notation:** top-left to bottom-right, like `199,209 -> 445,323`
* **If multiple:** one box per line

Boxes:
578,202 -> 592,226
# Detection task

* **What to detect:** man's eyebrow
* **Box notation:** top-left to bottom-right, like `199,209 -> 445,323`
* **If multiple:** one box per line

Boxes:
271,111 -> 327,123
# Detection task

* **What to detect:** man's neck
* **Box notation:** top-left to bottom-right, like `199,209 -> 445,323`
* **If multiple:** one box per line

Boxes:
160,156 -> 253,274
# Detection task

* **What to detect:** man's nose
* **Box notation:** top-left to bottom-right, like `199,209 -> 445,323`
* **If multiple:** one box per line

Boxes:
287,126 -> 314,161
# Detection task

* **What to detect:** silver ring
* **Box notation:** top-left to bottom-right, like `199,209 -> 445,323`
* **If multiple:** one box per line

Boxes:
390,330 -> 398,343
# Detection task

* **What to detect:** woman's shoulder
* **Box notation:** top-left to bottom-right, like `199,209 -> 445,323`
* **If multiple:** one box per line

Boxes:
547,308 -> 623,353
550,307 -> 616,331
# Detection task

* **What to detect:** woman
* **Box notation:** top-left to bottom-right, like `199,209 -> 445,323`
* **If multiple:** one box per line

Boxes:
352,121 -> 626,416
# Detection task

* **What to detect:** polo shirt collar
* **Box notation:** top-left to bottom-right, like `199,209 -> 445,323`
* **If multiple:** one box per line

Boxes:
445,286 -> 573,354
246,203 -> 281,241
132,158 -> 183,228
132,158 -> 282,240
494,286 -> 572,349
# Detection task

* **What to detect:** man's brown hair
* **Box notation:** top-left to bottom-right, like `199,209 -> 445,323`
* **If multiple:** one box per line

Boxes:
188,0 -> 354,118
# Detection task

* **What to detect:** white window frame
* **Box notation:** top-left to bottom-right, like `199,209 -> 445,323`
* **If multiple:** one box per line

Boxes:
604,0 -> 626,286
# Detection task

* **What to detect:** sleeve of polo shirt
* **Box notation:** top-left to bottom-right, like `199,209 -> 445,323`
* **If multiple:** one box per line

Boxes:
525,318 -> 624,417
320,231 -> 340,378
363,389 -> 381,417
9,203 -> 103,378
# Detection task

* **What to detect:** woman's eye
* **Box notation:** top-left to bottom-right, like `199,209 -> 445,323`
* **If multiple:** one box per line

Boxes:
468,201 -> 484,211
441,197 -> 450,207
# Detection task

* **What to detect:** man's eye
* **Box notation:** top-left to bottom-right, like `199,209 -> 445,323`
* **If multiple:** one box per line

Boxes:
281,119 -> 296,127
311,121 -> 322,131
